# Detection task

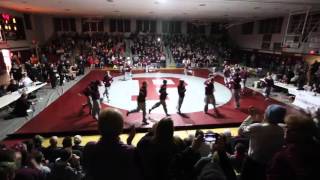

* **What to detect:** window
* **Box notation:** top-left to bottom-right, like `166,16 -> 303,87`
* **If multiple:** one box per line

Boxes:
136,20 -> 156,33
187,23 -> 205,34
171,21 -> 181,34
124,20 -> 131,32
82,18 -> 103,32
110,19 -> 116,32
23,14 -> 32,30
110,19 -> 130,32
98,21 -> 104,32
211,23 -> 225,34
54,18 -> 76,32
259,17 -> 283,34
288,14 -> 306,34
62,19 -> 69,31
53,18 -> 62,32
150,20 -> 157,33
162,21 -> 169,33
242,22 -> 254,34
70,18 -> 76,31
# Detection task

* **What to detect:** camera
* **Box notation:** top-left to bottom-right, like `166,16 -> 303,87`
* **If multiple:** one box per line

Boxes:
204,132 -> 217,143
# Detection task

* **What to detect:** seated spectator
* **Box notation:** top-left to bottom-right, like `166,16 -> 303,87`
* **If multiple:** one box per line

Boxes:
4,93 -> 31,120
6,79 -> 19,93
83,108 -> 142,180
48,148 -> 82,180
267,114 -> 320,180
20,73 -> 33,87
239,104 -> 286,180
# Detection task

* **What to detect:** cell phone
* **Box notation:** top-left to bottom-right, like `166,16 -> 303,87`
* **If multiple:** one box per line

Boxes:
204,132 -> 216,143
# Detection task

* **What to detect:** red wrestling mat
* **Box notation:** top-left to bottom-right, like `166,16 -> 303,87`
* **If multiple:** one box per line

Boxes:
10,69 -> 296,137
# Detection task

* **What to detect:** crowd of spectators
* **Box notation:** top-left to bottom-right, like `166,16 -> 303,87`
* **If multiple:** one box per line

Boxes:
130,34 -> 166,68
164,34 -> 231,68
1,106 -> 319,180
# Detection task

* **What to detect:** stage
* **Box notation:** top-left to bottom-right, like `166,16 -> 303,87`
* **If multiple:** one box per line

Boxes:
9,69 -> 294,138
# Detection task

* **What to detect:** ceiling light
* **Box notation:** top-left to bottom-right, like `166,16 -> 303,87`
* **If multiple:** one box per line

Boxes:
113,10 -> 120,13
106,0 -> 114,2
254,7 -> 260,10
199,4 -> 206,6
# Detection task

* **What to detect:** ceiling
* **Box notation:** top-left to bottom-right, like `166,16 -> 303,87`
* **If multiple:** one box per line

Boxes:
1,0 -> 320,22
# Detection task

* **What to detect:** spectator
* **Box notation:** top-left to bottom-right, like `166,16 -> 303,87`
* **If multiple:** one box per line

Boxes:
44,136 -> 61,163
194,134 -> 237,180
137,117 -> 183,180
267,114 -> 320,180
48,148 -> 81,180
72,135 -> 84,152
6,79 -> 19,93
0,149 -> 16,180
4,93 -> 31,120
239,104 -> 286,180
229,142 -> 247,174
30,151 -> 51,178
83,108 -> 142,180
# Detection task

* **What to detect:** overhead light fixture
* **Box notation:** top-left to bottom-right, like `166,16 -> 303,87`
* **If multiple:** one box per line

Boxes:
14,26 -> 17,31
199,3 -> 206,6
13,18 -> 16,23
106,0 -> 114,2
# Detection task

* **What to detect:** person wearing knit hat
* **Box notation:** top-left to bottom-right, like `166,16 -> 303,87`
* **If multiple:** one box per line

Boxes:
238,104 -> 286,180
264,104 -> 287,124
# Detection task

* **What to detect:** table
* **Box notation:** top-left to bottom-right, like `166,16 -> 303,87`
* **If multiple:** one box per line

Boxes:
260,78 -> 320,111
0,82 -> 47,109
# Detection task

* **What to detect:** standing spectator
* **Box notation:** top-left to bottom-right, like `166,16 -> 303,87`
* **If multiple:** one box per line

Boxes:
44,136 -> 61,163
239,104 -> 286,180
83,108 -> 142,180
73,135 -> 84,153
267,114 -> 320,180
137,117 -> 182,180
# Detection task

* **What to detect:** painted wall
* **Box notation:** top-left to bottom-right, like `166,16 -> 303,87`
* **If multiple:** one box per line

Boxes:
228,15 -> 320,54
228,16 -> 288,52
